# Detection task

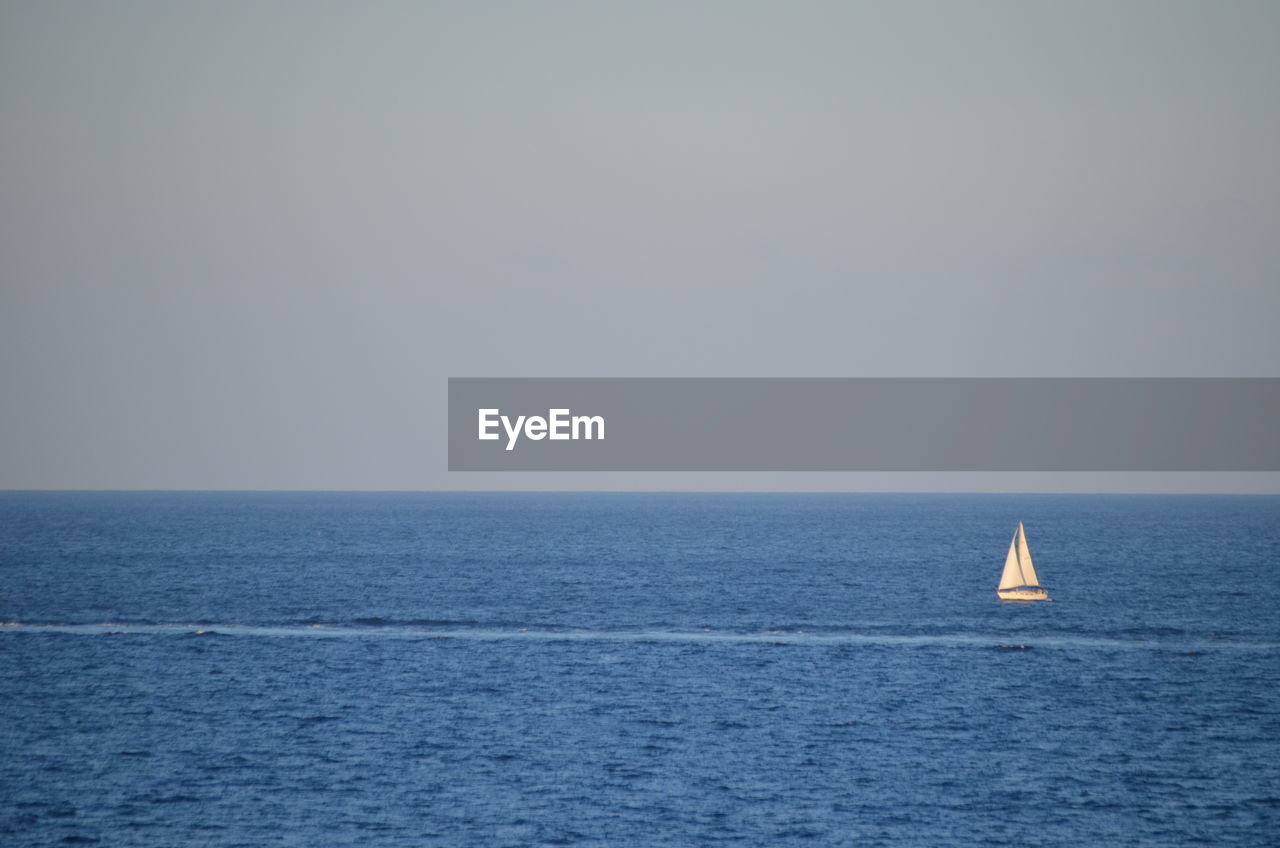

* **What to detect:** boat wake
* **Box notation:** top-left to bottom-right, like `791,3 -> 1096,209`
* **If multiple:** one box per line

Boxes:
2,620 -> 1275,653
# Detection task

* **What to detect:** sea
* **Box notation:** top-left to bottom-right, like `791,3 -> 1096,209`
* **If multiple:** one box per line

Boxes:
1,491 -> 1278,847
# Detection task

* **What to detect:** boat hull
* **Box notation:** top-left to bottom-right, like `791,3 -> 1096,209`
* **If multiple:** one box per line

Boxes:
997,587 -> 1050,601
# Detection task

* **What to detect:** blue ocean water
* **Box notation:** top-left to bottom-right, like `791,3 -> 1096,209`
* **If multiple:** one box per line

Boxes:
1,491 -> 1278,847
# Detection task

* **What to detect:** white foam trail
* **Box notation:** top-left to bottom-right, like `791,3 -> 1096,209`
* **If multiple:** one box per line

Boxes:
1,621 -> 1275,653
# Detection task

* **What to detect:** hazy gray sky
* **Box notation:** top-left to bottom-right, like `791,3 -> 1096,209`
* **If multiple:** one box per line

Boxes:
2,1 -> 1277,491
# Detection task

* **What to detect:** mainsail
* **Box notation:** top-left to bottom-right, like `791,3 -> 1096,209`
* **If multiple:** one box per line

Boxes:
1015,521 -> 1040,587
998,521 -> 1040,590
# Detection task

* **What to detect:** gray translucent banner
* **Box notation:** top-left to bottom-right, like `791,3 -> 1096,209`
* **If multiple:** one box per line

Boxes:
448,378 -> 1280,471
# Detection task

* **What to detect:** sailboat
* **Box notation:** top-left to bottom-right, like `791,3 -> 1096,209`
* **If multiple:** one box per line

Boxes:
997,521 -> 1049,601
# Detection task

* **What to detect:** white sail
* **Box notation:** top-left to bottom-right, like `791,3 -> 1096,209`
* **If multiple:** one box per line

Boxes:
997,521 -> 1049,600
997,531 -> 1024,590
1016,521 -> 1041,588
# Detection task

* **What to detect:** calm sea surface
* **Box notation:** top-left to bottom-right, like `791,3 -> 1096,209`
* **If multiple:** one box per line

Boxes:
1,492 -> 1278,846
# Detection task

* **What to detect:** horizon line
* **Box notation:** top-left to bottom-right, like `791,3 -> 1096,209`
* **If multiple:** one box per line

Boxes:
2,488 -> 1278,497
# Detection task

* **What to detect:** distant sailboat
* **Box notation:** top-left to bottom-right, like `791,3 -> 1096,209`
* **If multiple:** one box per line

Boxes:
997,522 -> 1049,601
